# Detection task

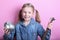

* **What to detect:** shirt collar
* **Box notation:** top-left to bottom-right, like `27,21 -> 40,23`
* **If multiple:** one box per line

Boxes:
19,18 -> 35,26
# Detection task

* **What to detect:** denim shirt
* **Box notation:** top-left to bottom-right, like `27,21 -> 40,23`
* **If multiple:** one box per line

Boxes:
4,18 -> 51,40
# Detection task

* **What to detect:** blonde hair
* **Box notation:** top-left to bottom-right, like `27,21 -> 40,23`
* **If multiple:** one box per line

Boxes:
18,3 -> 41,23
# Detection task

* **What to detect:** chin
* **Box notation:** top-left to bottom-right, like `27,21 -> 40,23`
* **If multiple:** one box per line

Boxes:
24,18 -> 31,21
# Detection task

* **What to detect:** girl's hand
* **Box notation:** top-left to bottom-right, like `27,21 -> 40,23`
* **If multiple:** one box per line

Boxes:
47,22 -> 52,29
4,27 -> 10,35
47,17 -> 55,29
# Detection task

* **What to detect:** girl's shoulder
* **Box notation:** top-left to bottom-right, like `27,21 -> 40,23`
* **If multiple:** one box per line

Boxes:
15,21 -> 22,28
35,21 -> 43,28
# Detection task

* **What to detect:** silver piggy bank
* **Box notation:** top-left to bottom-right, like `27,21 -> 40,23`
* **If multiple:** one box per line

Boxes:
4,22 -> 15,31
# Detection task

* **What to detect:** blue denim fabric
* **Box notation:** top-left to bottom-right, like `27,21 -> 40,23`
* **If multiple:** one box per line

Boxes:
4,18 -> 51,40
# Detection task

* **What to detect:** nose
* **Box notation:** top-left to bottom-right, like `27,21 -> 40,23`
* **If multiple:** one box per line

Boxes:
25,12 -> 29,16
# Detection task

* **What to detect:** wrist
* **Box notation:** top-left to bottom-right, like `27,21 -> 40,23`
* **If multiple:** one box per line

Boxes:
47,27 -> 51,30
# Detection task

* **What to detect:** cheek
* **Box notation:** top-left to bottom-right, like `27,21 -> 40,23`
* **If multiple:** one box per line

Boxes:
22,13 -> 25,17
29,14 -> 33,17
29,13 -> 33,16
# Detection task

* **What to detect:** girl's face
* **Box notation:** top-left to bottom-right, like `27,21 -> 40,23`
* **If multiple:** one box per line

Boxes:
22,7 -> 34,21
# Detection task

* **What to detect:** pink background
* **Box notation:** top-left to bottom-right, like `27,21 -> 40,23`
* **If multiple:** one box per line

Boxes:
0,0 -> 60,40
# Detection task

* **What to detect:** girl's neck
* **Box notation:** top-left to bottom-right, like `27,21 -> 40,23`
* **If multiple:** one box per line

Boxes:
23,20 -> 30,26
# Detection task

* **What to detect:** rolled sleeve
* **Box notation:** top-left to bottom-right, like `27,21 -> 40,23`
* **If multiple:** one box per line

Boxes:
37,22 -> 51,40
3,29 -> 15,40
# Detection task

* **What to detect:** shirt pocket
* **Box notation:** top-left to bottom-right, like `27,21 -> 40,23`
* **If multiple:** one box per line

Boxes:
31,28 -> 37,40
31,26 -> 37,37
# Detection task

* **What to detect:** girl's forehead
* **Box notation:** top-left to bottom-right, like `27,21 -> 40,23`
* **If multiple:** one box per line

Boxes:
22,7 -> 34,11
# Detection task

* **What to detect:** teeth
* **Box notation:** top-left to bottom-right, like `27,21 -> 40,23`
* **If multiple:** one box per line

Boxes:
25,17 -> 30,18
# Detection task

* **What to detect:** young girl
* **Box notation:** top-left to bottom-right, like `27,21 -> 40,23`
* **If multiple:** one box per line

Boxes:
4,3 -> 52,40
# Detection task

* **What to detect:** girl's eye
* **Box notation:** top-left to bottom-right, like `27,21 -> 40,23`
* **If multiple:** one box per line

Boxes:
23,11 -> 26,14
28,12 -> 31,14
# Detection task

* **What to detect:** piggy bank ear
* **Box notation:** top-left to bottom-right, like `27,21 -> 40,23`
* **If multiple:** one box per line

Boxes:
4,22 -> 10,29
4,22 -> 7,27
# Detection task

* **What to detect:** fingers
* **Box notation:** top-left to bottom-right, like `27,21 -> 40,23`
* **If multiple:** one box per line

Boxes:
47,23 -> 53,29
4,28 -> 10,34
